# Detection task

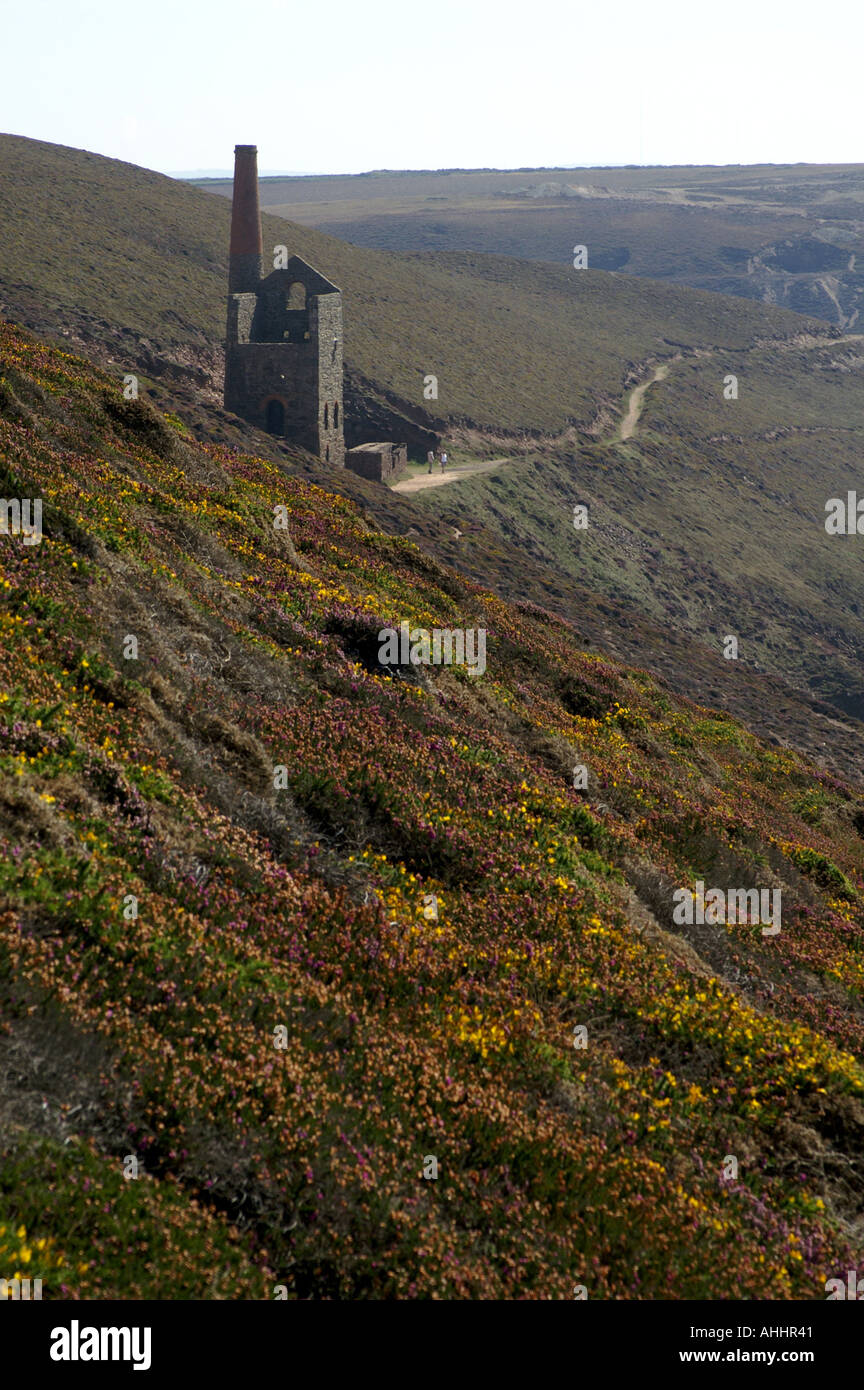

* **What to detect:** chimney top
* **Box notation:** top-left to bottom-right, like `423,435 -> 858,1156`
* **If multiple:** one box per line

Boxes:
228,145 -> 263,292
229,144 -> 263,264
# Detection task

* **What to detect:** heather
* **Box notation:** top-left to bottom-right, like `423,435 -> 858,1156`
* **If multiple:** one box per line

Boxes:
1,321 -> 864,1298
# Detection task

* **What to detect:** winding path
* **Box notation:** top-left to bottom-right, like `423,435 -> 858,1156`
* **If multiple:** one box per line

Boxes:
615,332 -> 864,444
619,362 -> 673,441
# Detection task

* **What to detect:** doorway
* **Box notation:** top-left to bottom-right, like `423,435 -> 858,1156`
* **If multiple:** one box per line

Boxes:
265,398 -> 285,435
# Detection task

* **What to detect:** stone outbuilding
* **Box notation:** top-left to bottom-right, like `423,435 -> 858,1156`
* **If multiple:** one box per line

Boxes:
345,442 -> 407,483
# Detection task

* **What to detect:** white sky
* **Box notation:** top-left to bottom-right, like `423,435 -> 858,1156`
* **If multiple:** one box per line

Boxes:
1,0 -> 861,174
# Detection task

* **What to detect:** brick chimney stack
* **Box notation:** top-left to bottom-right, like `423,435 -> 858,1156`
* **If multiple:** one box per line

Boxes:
228,144 -> 263,293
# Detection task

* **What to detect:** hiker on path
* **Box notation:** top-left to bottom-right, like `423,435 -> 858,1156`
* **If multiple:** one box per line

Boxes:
440,448 -> 448,471
427,449 -> 435,473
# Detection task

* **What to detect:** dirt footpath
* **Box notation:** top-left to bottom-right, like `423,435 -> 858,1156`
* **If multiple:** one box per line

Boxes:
391,458 -> 509,493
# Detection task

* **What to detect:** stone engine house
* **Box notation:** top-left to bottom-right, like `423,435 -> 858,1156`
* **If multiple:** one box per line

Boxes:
224,145 -> 345,466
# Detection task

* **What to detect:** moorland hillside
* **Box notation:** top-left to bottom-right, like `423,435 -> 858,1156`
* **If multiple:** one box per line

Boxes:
2,322 -> 864,1296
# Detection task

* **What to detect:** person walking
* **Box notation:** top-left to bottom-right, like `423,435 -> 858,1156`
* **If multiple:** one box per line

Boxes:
440,448 -> 448,471
427,448 -> 435,474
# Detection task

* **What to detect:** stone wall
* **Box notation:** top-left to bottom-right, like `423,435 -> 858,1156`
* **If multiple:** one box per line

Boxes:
226,293 -> 256,346
224,340 -> 319,450
345,441 -> 407,483
344,368 -> 439,459
314,292 -> 345,467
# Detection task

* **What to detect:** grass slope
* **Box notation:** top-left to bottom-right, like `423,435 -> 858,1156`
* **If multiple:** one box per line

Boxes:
236,164 -> 864,328
406,330 -> 864,747
0,135 -> 828,434
4,135 -> 861,788
2,322 -> 864,1298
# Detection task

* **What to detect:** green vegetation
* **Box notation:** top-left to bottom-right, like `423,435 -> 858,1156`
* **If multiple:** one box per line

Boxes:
2,322 -> 864,1298
6,135 -> 863,783
407,332 -> 864,756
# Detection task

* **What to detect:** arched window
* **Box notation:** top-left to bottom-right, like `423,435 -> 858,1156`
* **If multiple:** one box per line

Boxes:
325,446 -> 330,462
334,402 -> 339,429
324,403 -> 329,430
287,281 -> 307,310
265,399 -> 285,435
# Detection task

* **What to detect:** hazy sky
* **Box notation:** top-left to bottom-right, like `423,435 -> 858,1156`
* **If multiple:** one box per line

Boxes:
2,0 -> 860,175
